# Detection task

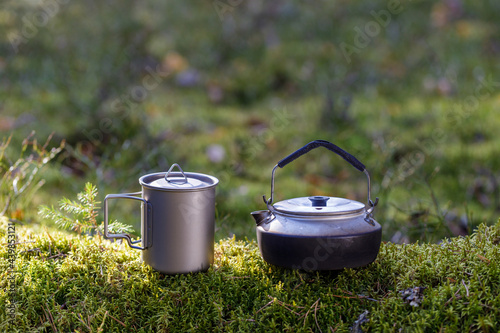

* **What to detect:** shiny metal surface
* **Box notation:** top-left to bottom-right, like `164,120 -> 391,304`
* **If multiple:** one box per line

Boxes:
141,186 -> 216,274
140,172 -> 218,191
104,163 -> 219,274
265,165 -> 378,222
253,208 -> 382,270
273,196 -> 365,216
256,226 -> 382,271
256,210 -> 380,237
252,140 -> 382,270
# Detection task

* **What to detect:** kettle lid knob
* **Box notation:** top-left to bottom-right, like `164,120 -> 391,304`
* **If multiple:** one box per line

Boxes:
308,196 -> 330,207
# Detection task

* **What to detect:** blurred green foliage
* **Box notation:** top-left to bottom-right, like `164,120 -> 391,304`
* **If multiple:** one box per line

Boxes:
1,0 -> 499,242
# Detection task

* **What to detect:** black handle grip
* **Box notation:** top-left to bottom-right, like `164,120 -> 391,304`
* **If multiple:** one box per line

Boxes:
276,140 -> 366,172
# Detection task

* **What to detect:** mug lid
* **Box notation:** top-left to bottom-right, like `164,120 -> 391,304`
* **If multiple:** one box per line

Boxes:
139,163 -> 219,191
273,196 -> 365,216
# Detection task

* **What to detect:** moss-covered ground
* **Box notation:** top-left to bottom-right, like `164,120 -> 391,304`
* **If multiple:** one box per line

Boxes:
1,218 -> 499,332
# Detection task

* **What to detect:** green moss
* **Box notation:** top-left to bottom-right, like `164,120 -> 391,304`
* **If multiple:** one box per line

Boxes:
1,218 -> 499,332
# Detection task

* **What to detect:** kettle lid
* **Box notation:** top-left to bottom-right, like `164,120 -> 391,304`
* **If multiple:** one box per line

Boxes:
273,196 -> 365,216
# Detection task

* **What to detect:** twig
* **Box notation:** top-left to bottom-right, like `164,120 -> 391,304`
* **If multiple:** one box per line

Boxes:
42,304 -> 57,332
107,313 -> 127,328
267,295 -> 304,316
444,288 -> 462,306
256,296 -> 304,317
477,254 -> 490,264
42,132 -> 56,150
44,227 -> 56,244
301,297 -> 322,330
329,293 -> 379,302
97,311 -> 108,332
74,313 -> 92,331
314,298 -> 322,333
461,280 -> 469,297
330,294 -> 365,300
255,299 -> 274,315
341,289 -> 380,302
47,253 -> 67,260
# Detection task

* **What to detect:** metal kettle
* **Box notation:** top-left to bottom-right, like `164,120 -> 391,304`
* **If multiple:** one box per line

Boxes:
251,140 -> 381,271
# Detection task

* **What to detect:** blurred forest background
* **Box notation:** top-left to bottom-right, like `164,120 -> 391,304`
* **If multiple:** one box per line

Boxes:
1,0 -> 499,243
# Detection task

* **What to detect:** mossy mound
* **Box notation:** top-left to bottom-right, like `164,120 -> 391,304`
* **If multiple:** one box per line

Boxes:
1,220 -> 499,332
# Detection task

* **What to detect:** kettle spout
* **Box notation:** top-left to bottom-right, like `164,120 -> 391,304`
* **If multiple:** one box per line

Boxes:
251,210 -> 273,226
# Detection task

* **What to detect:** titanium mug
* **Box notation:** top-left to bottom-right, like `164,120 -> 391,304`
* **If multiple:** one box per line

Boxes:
104,163 -> 219,274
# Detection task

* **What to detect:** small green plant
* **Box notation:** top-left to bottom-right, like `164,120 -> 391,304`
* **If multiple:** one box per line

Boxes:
38,182 -> 133,236
0,132 -> 64,221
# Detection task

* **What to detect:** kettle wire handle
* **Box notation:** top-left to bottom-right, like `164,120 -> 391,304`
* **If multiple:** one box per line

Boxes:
264,140 -> 378,222
277,140 -> 366,172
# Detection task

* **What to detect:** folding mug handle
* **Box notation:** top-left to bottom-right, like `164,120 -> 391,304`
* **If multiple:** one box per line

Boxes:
104,191 -> 152,250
